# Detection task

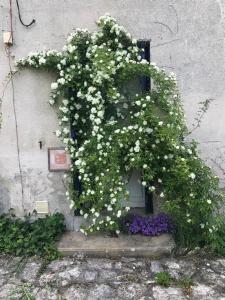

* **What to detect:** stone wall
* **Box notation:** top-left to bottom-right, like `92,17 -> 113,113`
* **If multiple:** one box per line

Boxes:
0,0 -> 225,229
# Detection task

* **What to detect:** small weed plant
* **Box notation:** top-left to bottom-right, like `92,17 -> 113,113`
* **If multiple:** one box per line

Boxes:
155,271 -> 172,287
155,271 -> 194,295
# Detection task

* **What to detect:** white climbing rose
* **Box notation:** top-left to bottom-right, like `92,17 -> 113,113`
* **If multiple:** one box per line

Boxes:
189,173 -> 196,180
51,82 -> 58,89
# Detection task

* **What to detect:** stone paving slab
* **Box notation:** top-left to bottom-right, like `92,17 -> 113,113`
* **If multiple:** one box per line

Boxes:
0,254 -> 225,299
57,232 -> 175,258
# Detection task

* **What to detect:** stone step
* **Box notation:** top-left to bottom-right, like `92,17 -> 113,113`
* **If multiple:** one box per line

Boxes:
57,232 -> 175,258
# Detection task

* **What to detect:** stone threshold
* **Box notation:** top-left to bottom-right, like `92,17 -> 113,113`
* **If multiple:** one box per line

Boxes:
57,232 -> 175,258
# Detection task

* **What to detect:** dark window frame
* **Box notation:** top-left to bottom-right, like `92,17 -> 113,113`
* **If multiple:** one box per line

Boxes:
137,40 -> 154,214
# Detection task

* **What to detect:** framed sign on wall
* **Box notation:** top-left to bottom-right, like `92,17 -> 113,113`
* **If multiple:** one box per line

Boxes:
48,148 -> 70,172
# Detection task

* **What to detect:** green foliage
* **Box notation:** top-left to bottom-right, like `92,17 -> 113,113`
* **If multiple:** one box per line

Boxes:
16,14 -> 225,254
155,271 -> 173,287
207,219 -> 225,256
0,212 -> 65,260
176,276 -> 194,289
155,272 -> 194,295
10,283 -> 35,300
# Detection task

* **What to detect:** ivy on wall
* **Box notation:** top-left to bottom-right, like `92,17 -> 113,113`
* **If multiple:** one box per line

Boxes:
16,15 -> 224,250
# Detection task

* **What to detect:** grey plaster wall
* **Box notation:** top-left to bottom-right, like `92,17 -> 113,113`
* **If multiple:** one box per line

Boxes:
1,0 -> 225,229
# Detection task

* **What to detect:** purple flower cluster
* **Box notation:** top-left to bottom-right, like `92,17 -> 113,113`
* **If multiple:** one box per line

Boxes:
129,213 -> 172,236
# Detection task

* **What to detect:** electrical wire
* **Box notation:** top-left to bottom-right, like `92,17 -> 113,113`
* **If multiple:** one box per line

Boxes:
3,0 -> 25,212
16,0 -> 35,28
9,0 -> 13,42
4,46 -> 25,213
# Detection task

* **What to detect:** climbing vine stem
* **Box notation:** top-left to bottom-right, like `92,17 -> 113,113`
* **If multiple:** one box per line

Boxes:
16,15 -> 223,250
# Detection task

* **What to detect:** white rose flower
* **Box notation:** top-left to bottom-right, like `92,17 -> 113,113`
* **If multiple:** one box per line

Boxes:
95,118 -> 101,125
189,173 -> 196,180
62,116 -> 69,122
135,100 -> 141,106
134,146 -> 140,153
146,128 -> 153,134
111,198 -> 116,204
97,110 -> 104,118
49,99 -> 55,105
51,82 -> 58,90
107,205 -> 113,211
84,213 -> 88,219
55,130 -> 61,137
91,107 -> 97,114
39,57 -> 46,65
58,78 -> 66,85
94,212 -> 100,218
60,58 -> 66,65
63,138 -> 69,144
63,99 -> 69,106
117,210 -> 122,218
63,128 -> 69,134
59,106 -> 69,113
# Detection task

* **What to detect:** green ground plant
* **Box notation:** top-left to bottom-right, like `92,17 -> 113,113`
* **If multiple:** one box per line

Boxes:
155,272 -> 194,295
155,271 -> 173,287
10,283 -> 35,300
0,212 -> 65,260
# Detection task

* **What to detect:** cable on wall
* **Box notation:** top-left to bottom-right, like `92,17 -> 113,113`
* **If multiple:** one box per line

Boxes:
4,46 -> 25,213
9,0 -> 13,41
3,0 -> 25,212
16,0 -> 35,28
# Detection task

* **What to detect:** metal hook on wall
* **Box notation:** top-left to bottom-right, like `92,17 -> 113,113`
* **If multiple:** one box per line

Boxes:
15,0 -> 36,28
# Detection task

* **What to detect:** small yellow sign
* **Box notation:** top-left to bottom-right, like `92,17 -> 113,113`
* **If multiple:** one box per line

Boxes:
35,201 -> 49,214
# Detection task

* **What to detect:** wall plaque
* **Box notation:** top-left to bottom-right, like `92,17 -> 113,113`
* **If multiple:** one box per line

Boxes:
48,148 -> 70,172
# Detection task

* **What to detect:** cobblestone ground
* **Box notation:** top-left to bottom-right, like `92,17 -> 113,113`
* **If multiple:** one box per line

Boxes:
1,254 -> 225,299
